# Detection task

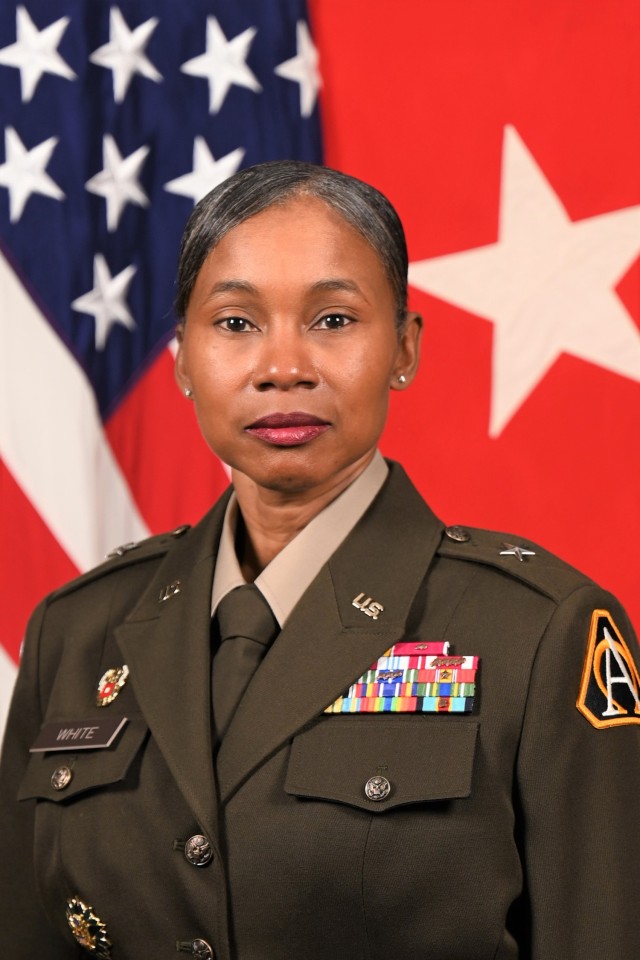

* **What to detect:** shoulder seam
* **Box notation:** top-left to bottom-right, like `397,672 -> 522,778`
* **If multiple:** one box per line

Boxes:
46,533 -> 184,603
437,527 -> 593,604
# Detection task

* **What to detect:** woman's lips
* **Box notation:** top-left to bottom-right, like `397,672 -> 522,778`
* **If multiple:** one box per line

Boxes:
246,413 -> 330,446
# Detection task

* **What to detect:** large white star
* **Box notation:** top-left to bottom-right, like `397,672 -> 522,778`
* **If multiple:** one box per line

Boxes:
180,16 -> 261,114
274,20 -> 321,118
0,6 -> 76,102
164,139 -> 244,205
409,125 -> 640,436
90,7 -> 161,103
0,127 -> 64,223
71,254 -> 137,350
85,135 -> 149,231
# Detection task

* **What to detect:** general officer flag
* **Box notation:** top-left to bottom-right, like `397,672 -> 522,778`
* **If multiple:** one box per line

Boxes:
312,0 -> 640,632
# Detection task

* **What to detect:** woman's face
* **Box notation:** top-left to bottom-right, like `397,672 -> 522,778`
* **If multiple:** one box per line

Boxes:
176,195 -> 421,495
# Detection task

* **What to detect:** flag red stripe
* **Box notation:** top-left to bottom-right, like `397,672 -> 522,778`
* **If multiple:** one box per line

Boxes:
105,347 -> 230,533
1,460 -> 78,663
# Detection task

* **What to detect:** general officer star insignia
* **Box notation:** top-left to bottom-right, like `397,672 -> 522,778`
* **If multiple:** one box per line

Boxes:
499,542 -> 535,562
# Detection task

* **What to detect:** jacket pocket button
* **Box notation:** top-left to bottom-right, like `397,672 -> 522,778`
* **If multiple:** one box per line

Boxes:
51,766 -> 73,791
191,939 -> 214,959
365,775 -> 391,801
184,835 -> 213,867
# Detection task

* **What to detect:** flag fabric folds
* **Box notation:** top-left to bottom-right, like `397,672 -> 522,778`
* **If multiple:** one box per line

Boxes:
312,0 -> 639,631
0,0 -> 322,733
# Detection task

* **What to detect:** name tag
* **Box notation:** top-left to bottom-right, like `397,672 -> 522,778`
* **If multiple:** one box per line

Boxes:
30,717 -> 128,752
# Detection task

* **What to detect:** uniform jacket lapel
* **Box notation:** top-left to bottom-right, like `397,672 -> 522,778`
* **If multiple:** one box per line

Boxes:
217,463 -> 444,804
115,491 -> 231,841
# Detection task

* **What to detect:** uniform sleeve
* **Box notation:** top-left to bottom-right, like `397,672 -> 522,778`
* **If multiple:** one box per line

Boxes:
0,600 -> 75,957
515,583 -> 640,957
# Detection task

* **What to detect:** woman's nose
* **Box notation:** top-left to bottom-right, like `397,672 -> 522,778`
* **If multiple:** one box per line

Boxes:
252,330 -> 319,391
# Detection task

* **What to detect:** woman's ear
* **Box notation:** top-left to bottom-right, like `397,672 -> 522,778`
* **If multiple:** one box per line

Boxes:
174,322 -> 193,397
392,311 -> 422,389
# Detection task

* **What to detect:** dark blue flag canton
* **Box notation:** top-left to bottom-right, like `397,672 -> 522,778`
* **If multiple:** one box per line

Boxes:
0,0 -> 323,416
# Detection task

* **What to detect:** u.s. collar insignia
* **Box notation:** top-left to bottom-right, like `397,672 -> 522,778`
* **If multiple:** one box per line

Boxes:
577,610 -> 640,729
66,896 -> 111,957
352,592 -> 384,620
96,665 -> 129,707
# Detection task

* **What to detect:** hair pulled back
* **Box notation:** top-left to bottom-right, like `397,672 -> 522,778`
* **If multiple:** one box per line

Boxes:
175,160 -> 408,328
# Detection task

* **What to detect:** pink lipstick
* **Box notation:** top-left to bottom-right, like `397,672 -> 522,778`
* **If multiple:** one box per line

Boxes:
246,412 -> 330,446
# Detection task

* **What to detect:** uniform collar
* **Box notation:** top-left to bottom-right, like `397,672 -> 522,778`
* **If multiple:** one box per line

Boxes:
211,451 -> 389,626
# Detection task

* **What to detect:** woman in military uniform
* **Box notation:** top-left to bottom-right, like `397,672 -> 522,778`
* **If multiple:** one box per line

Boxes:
1,161 -> 640,959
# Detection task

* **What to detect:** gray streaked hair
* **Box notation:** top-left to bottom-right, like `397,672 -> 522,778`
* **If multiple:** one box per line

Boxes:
175,160 -> 408,328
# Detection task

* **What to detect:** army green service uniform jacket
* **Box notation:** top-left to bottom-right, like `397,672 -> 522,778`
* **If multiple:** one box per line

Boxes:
2,462 -> 640,959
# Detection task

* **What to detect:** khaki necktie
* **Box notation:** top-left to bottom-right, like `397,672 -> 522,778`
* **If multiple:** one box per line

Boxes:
211,584 -> 279,741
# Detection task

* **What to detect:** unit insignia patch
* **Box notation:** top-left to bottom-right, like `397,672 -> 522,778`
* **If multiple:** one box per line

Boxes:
577,610 -> 640,729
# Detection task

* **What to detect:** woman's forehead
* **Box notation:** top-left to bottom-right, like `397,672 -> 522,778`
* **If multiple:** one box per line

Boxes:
200,195 -> 386,277
220,193 -> 356,242
189,198 -> 394,309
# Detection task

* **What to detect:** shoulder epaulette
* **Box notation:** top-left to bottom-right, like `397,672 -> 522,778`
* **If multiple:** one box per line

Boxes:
437,524 -> 594,604
48,524 -> 191,602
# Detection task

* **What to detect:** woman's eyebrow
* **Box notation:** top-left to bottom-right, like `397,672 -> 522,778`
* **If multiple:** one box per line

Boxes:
310,278 -> 363,295
205,278 -> 366,298
206,279 -> 260,297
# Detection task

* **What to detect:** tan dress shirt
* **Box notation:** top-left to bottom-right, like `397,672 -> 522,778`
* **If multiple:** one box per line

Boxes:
211,451 -> 388,626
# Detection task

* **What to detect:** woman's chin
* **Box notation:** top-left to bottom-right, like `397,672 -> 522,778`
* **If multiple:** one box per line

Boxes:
228,448 -> 352,498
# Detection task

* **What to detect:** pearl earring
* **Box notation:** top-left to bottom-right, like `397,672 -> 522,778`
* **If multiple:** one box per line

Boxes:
397,375 -> 407,385
184,388 -> 193,398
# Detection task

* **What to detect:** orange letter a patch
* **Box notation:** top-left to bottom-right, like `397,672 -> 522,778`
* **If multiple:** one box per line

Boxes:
577,610 -> 640,729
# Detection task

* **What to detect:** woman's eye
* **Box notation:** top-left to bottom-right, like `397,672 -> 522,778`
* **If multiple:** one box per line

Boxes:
315,314 -> 353,331
216,316 -> 254,333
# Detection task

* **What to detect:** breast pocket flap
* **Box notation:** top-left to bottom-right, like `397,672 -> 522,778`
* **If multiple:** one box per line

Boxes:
18,718 -> 148,803
285,716 -> 479,813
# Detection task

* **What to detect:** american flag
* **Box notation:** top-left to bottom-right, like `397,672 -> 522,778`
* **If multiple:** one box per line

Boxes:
2,0 -> 639,739
0,0 -> 322,736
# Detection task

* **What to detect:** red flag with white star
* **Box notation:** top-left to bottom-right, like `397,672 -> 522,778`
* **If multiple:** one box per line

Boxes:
312,0 -> 639,628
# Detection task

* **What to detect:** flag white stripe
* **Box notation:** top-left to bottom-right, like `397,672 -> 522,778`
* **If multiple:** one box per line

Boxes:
0,250 -> 149,572
0,646 -> 18,747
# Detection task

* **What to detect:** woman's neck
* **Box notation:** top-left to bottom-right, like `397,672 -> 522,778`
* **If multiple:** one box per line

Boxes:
231,453 -> 374,579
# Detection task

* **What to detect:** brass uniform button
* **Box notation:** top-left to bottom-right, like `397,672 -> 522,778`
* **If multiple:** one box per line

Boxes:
365,775 -> 391,801
191,939 -> 214,959
51,766 -> 73,791
184,835 -> 213,867
445,525 -> 470,542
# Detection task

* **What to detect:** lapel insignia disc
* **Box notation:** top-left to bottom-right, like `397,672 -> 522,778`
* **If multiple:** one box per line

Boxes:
96,665 -> 129,707
325,641 -> 479,714
66,896 -> 111,958
577,610 -> 640,729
